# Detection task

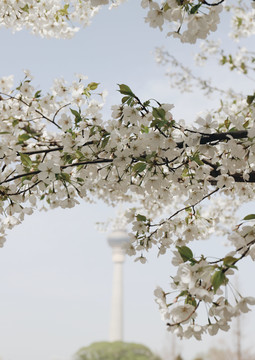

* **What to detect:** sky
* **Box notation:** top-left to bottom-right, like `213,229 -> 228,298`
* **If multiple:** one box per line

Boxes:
0,2 -> 255,360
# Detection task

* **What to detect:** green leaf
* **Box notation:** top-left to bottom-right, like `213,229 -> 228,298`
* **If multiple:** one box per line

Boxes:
243,120 -> 249,129
70,108 -> 80,118
223,256 -> 237,266
243,214 -> 255,220
163,3 -> 170,11
34,90 -> 41,99
20,4 -> 29,13
62,153 -> 74,164
118,84 -> 135,97
224,118 -> 230,129
132,162 -> 147,174
20,153 -> 32,168
185,294 -> 197,307
178,290 -> 188,298
247,95 -> 255,105
70,108 -> 82,124
143,100 -> 150,107
152,107 -> 165,120
190,3 -> 202,14
101,135 -> 110,148
12,119 -> 19,127
137,214 -> 147,222
76,150 -> 84,160
87,82 -> 99,91
177,246 -> 194,262
236,17 -> 243,28
191,153 -> 203,166
18,133 -> 31,143
121,96 -> 131,104
221,55 -> 227,65
76,177 -> 85,183
211,270 -> 226,294
140,125 -> 149,133
58,4 -> 69,16
151,118 -> 162,127
59,172 -> 71,182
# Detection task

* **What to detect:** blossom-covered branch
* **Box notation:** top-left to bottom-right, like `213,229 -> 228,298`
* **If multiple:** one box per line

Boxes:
1,73 -> 255,339
2,0 -> 255,341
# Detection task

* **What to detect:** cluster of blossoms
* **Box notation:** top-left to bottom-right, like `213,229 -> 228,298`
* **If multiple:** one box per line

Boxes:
142,0 -> 223,43
1,0 -> 246,44
0,0 -> 126,38
154,249 -> 255,339
228,1 -> 255,40
3,0 -> 254,44
194,41 -> 253,76
1,0 -> 254,44
153,215 -> 255,338
1,73 -> 255,337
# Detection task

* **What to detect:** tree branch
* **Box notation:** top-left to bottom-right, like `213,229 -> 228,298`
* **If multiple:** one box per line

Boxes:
177,130 -> 248,149
202,0 -> 225,6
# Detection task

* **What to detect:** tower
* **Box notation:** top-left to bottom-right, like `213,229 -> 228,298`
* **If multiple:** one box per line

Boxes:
108,229 -> 129,342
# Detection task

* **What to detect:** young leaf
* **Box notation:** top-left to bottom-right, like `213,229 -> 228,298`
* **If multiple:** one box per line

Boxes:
87,82 -> 99,91
152,107 -> 165,120
21,4 -> 29,13
223,256 -> 237,266
243,214 -> 255,220
121,96 -> 131,104
20,153 -> 33,168
18,133 -> 31,143
58,4 -> 69,16
190,3 -> 202,14
34,90 -> 42,98
211,270 -> 226,294
59,172 -> 71,182
118,84 -> 135,97
70,108 -> 82,124
132,162 -> 147,174
176,246 -> 194,262
101,135 -> 110,148
12,119 -> 19,127
137,214 -> 147,222
247,95 -> 255,105
191,153 -> 204,166
185,294 -> 197,307
141,124 -> 149,133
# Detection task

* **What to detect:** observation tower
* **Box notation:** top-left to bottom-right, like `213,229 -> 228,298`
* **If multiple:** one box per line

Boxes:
108,228 -> 129,342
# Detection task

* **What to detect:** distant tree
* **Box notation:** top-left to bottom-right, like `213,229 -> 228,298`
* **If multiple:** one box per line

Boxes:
175,355 -> 184,360
74,341 -> 162,360
193,346 -> 255,360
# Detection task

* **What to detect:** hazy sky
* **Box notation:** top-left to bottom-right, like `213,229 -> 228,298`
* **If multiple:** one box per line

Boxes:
0,2 -> 255,360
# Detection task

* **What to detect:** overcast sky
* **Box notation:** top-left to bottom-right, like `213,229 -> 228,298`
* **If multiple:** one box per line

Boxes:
0,2 -> 255,360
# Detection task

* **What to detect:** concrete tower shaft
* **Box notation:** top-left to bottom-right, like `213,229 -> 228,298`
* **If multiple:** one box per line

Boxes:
108,229 -> 129,342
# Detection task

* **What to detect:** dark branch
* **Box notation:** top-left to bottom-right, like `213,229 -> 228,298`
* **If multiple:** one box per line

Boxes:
177,130 -> 248,149
209,168 -> 255,183
202,0 -> 225,6
61,158 -> 113,169
0,159 -> 113,185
